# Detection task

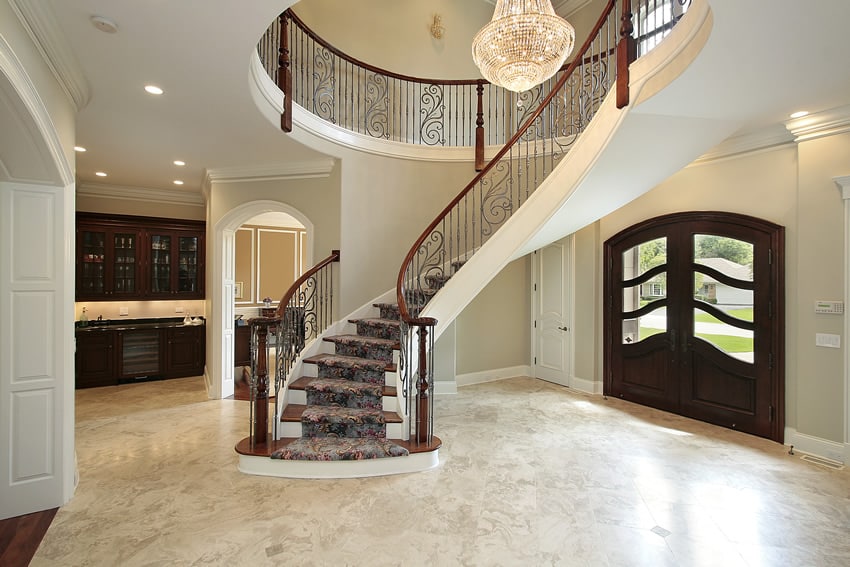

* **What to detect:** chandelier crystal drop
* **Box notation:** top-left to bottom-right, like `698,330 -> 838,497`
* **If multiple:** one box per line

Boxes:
472,0 -> 576,93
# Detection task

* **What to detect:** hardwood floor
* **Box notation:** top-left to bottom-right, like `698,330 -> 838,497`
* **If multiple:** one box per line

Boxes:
0,508 -> 57,567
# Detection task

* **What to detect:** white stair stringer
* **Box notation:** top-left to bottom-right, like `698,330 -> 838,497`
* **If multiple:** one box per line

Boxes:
414,0 -> 743,342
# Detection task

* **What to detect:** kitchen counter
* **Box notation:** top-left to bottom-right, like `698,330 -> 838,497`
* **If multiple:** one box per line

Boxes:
76,317 -> 205,332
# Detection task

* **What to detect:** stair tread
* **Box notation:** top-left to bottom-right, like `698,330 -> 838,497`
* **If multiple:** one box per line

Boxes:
303,352 -> 396,372
290,376 -> 397,397
349,317 -> 400,326
282,403 -> 402,423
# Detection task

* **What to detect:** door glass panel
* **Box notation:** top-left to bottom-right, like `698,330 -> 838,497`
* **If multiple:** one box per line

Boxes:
80,230 -> 106,294
693,234 -> 754,282
151,235 -> 171,293
178,236 -> 199,292
622,307 -> 666,344
693,307 -> 754,363
113,232 -> 137,293
622,237 -> 667,280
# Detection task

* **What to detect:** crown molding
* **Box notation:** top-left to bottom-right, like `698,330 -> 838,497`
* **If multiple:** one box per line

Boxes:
690,124 -> 794,165
785,105 -> 850,142
204,159 -> 336,185
7,0 -> 90,111
76,182 -> 205,206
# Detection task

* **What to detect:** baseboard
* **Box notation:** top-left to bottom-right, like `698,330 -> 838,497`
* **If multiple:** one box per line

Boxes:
784,427 -> 846,464
570,375 -> 603,394
434,381 -> 458,395
456,365 -> 533,388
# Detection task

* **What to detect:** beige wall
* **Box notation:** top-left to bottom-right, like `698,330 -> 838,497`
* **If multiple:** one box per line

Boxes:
456,257 -> 531,374
573,135 -> 848,444
293,0 -> 493,79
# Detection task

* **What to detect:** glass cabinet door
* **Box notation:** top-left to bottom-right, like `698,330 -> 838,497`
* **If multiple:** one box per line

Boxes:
112,232 -> 138,295
178,236 -> 199,293
150,234 -> 172,293
79,229 -> 106,294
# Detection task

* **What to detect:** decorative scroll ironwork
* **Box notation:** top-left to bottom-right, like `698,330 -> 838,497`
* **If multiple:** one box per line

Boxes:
419,84 -> 445,146
312,47 -> 336,123
364,73 -> 389,138
246,251 -> 340,443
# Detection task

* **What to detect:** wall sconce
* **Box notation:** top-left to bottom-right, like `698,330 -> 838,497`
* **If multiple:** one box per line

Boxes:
430,14 -> 445,39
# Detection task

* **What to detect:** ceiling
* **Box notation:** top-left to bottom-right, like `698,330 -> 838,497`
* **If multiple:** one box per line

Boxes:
7,0 -> 850,198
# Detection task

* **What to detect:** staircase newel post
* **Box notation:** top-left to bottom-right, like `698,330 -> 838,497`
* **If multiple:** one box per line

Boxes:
415,324 -> 429,444
616,0 -> 636,109
279,11 -> 293,132
475,81 -> 485,172
253,320 -> 270,447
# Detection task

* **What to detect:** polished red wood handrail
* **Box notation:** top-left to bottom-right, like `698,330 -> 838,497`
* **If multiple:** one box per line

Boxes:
274,249 -> 340,317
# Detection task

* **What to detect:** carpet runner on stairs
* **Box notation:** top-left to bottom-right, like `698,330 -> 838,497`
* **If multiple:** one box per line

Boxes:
271,303 -> 409,462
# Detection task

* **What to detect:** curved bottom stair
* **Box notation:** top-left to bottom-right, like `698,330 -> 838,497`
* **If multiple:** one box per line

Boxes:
235,301 -> 440,478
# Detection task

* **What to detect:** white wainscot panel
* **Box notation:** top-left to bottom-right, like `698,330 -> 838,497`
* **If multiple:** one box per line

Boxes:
11,388 -> 55,483
11,189 -> 55,281
12,291 -> 54,381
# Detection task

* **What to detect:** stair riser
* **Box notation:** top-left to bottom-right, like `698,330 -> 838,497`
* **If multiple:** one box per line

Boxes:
331,342 -> 394,363
354,321 -> 400,341
306,390 -> 382,411
302,422 -> 386,438
317,364 -> 386,385
374,303 -> 400,320
288,390 -> 398,411
279,421 -> 403,439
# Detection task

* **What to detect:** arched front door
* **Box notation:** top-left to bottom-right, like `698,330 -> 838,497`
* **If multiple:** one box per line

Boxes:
604,212 -> 784,442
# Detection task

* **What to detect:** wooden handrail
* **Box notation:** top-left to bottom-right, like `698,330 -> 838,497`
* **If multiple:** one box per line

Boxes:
274,249 -> 340,317
396,0 -> 619,324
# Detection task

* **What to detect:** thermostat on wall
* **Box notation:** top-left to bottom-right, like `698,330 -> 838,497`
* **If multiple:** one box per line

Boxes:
814,300 -> 844,314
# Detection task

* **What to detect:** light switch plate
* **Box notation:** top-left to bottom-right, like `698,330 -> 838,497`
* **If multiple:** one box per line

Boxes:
815,333 -> 841,348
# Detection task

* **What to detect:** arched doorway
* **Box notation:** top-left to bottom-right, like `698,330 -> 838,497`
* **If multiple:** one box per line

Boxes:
209,201 -> 313,399
604,212 -> 784,442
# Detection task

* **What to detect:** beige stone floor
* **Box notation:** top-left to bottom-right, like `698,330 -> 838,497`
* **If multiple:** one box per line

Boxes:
32,375 -> 850,566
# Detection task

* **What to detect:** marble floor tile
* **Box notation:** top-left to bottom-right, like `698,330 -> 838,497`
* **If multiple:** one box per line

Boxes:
31,375 -> 850,566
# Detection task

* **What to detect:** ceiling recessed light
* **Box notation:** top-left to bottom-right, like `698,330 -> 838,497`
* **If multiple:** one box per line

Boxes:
95,171 -> 107,177
144,85 -> 164,95
173,180 -> 184,185
790,110 -> 808,119
173,160 -> 185,166
74,146 -> 87,152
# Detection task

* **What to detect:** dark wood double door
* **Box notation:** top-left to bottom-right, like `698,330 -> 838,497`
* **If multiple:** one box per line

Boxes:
604,212 -> 784,442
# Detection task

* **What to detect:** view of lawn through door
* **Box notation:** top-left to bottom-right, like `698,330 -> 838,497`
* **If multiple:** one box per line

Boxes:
632,234 -> 755,361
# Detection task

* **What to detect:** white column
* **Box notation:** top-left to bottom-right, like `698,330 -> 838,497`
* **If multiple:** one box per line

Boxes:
835,175 -> 850,464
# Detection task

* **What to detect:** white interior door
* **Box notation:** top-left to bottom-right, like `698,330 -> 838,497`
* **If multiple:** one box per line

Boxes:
533,240 -> 572,387
1,184 -> 74,519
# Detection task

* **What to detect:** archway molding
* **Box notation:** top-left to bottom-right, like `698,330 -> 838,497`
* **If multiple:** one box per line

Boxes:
208,199 -> 314,399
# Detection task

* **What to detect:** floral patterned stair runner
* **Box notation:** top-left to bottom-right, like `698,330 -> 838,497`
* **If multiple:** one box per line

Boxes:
272,304 -> 409,461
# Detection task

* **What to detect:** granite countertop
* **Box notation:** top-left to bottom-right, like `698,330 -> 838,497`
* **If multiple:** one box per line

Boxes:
75,317 -> 205,332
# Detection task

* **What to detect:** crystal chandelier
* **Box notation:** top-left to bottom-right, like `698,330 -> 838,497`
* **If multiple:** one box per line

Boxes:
472,0 -> 576,93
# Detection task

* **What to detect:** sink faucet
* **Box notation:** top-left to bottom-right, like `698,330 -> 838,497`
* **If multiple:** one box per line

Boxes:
97,315 -> 103,321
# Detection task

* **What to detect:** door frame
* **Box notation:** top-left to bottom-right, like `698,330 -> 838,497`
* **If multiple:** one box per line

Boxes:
603,211 -> 785,442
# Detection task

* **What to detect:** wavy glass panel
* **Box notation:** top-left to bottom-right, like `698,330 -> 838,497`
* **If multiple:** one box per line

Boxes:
693,308 -> 754,363
622,306 -> 666,345
622,237 -> 667,281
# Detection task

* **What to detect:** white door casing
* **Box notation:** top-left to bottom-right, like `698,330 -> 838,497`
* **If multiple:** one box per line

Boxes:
533,239 -> 573,387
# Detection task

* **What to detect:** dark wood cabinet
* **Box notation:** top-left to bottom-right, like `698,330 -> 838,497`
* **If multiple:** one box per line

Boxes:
165,325 -> 205,377
75,330 -> 117,388
76,213 -> 205,301
234,325 -> 251,367
75,322 -> 205,389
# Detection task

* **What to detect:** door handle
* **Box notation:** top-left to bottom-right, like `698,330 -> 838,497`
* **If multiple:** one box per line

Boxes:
558,326 -> 569,331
